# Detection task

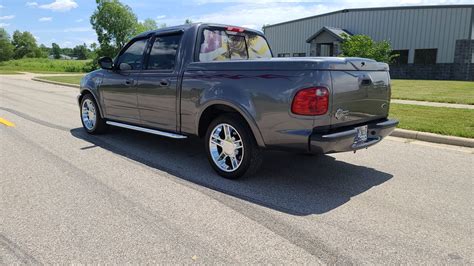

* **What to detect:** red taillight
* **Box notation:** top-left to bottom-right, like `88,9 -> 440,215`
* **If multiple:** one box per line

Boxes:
291,87 -> 329,116
226,26 -> 244,33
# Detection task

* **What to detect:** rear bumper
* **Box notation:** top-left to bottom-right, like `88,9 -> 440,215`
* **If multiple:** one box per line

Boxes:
310,119 -> 399,154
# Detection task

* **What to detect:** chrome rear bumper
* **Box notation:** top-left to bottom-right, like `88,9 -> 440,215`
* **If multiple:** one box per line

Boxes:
310,119 -> 399,154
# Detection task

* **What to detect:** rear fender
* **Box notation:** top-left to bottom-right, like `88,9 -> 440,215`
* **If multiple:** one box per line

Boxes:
196,99 -> 266,148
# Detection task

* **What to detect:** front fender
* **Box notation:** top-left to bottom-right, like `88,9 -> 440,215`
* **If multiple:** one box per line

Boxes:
78,71 -> 104,117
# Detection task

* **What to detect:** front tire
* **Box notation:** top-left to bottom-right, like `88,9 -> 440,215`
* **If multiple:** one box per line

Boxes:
205,114 -> 262,179
80,94 -> 107,134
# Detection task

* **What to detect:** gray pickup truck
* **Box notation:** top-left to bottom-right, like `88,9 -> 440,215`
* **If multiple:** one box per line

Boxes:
78,23 -> 398,179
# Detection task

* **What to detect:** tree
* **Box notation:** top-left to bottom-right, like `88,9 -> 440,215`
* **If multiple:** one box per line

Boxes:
339,34 -> 397,64
90,42 -> 98,51
73,43 -> 89,60
135,18 -> 158,34
61,47 -> 74,57
184,19 -> 193,24
11,30 -> 40,59
88,42 -> 98,59
0,28 -> 14,61
39,44 -> 51,57
90,0 -> 139,58
35,46 -> 47,58
52,43 -> 61,59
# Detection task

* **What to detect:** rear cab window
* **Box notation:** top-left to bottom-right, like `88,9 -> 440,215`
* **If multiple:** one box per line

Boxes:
198,27 -> 272,62
147,34 -> 182,71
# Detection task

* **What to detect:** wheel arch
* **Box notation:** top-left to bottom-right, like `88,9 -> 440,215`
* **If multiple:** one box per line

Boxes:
78,89 -> 104,118
197,101 -> 265,148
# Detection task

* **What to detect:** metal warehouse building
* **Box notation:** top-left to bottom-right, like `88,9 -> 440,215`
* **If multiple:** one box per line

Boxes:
264,5 -> 474,80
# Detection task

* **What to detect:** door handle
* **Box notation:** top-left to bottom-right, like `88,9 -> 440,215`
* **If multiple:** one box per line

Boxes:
125,79 -> 134,86
159,79 -> 170,87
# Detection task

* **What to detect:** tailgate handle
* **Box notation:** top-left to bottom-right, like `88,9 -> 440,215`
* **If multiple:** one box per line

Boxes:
360,78 -> 372,86
358,74 -> 373,86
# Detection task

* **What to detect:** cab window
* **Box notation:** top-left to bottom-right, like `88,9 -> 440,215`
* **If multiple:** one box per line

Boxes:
146,34 -> 182,70
247,34 -> 272,59
199,28 -> 272,62
117,38 -> 148,70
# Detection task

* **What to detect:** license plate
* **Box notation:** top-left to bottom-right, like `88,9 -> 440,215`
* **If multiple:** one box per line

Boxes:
354,125 -> 368,143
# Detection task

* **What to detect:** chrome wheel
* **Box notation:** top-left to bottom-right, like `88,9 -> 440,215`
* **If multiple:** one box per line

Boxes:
209,123 -> 244,172
81,99 -> 97,130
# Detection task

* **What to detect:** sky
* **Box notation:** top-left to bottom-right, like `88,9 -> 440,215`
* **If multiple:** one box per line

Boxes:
0,0 -> 473,48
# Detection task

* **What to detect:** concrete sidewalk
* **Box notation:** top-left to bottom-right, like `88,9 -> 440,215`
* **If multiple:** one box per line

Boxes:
391,99 -> 474,109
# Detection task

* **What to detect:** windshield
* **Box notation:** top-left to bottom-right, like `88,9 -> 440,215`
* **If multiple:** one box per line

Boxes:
199,28 -> 272,62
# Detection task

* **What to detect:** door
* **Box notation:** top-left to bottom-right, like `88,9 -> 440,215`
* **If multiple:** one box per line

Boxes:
136,34 -> 182,131
100,38 -> 149,124
317,43 -> 333,56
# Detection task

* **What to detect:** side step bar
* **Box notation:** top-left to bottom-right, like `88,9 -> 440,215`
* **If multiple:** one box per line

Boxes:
106,121 -> 187,139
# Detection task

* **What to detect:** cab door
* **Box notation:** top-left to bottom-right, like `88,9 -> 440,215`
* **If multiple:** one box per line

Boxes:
136,33 -> 183,131
100,37 -> 149,124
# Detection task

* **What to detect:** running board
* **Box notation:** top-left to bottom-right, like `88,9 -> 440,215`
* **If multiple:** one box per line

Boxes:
106,121 -> 187,139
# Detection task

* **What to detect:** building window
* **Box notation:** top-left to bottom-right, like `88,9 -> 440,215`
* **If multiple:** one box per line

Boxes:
277,53 -> 291,57
414,49 -> 437,64
293,53 -> 306,57
391,50 -> 409,65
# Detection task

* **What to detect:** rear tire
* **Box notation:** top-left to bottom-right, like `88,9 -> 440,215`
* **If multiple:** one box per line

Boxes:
205,114 -> 262,179
80,94 -> 108,134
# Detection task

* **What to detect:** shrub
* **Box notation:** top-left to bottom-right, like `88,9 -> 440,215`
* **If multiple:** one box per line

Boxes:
0,58 -> 91,73
340,34 -> 398,63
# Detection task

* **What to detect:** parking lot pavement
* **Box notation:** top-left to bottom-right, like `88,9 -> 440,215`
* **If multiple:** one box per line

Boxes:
1,75 -> 473,264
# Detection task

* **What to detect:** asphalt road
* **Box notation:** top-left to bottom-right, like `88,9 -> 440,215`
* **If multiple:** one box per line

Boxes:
1,75 -> 473,264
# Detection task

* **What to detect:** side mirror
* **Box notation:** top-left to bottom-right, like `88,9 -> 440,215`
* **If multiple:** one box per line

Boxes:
98,57 -> 114,70
119,63 -> 132,71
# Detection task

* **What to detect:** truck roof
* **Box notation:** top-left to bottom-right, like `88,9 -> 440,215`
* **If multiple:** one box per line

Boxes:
135,23 -> 264,38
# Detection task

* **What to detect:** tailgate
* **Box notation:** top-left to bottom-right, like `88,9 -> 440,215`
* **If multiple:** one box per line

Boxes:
330,69 -> 391,128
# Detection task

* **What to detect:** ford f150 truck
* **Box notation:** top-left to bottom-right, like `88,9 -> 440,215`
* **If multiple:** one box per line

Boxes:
78,23 -> 398,179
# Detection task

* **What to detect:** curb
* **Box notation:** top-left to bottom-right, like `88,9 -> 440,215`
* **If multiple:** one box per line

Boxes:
32,77 -> 80,88
391,129 -> 474,148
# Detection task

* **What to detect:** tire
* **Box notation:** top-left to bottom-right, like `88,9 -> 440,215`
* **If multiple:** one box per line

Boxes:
80,94 -> 108,134
205,114 -> 262,179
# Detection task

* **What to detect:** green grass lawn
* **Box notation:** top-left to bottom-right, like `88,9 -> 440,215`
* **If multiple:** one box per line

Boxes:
389,103 -> 474,138
0,58 -> 90,73
38,75 -> 84,85
391,79 -> 474,105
